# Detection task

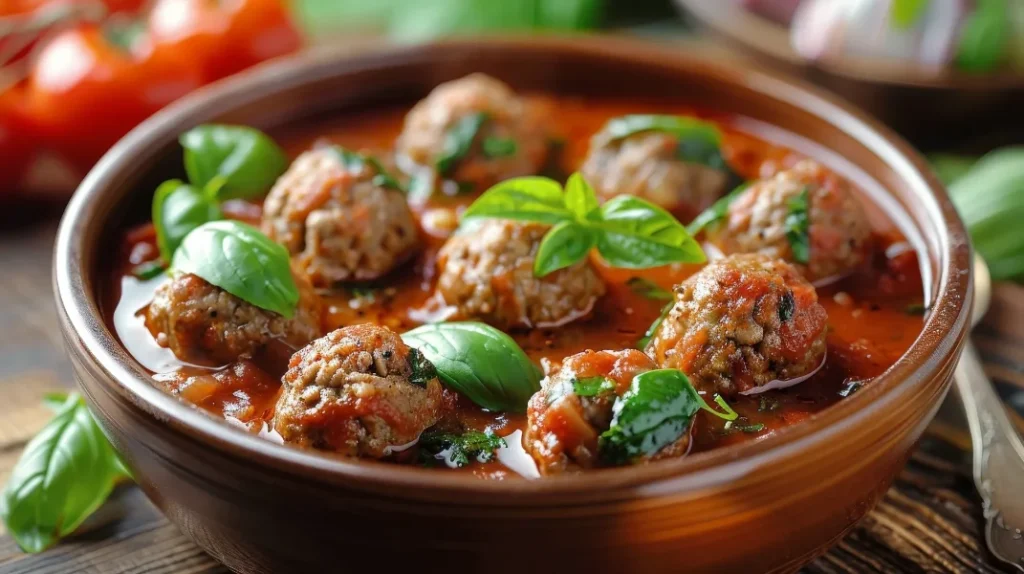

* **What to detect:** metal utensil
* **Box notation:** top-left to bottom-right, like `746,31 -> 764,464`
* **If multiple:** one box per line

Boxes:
956,254 -> 1024,572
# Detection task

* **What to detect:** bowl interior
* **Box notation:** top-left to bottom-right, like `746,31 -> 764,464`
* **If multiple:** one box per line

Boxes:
55,37 -> 972,498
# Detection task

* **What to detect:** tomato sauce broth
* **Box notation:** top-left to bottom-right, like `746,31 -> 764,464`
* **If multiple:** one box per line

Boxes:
104,96 -> 925,477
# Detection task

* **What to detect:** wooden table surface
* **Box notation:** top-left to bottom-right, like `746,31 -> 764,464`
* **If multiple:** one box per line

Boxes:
0,200 -> 1022,574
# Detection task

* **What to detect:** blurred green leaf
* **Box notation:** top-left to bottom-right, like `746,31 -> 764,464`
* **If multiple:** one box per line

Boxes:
929,154 -> 979,186
295,0 -> 603,40
948,147 -> 1024,281
955,0 -> 1010,72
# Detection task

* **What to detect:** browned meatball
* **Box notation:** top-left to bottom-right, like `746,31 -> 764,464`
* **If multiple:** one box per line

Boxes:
524,349 -> 689,475
395,73 -> 548,190
581,131 -> 734,218
705,160 -> 872,283
146,270 -> 322,365
273,325 -> 443,458
262,148 -> 419,287
647,254 -> 827,397
435,219 -> 605,329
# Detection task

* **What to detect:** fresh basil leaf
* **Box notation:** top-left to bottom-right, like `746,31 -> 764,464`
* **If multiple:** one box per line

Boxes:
564,172 -> 600,219
626,277 -> 673,301
171,221 -> 299,318
482,136 -> 517,158
594,195 -> 706,268
573,376 -> 616,397
686,182 -> 749,236
462,176 -> 573,224
329,146 -> 405,192
401,322 -> 542,413
407,347 -> 437,388
784,188 -> 811,264
42,392 -> 70,412
131,260 -> 167,281
180,124 -> 288,200
955,0 -> 1009,72
534,221 -> 597,277
638,302 -> 672,349
0,394 -> 127,554
599,369 -> 702,464
437,112 -> 488,176
594,114 -> 723,150
890,0 -> 930,29
418,429 -> 506,467
928,153 -> 978,186
152,179 -> 222,262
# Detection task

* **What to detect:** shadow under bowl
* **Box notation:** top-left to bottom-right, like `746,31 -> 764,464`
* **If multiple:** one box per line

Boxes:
53,37 -> 972,574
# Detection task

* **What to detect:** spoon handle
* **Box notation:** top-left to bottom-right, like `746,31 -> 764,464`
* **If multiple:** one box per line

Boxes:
955,342 -> 1024,573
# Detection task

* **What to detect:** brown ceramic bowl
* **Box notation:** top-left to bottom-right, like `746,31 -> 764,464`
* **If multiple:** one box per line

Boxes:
53,37 -> 971,574
675,0 -> 1024,146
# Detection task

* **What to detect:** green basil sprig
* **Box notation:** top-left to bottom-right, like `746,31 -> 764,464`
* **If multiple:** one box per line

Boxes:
418,429 -> 506,467
463,172 -> 705,277
401,322 -> 542,413
171,221 -> 299,318
573,376 -> 616,397
437,112 -> 489,176
686,182 -> 749,236
784,188 -> 811,264
638,302 -> 672,350
599,369 -> 737,464
330,146 -> 406,192
626,277 -> 673,301
180,124 -> 289,201
152,180 -> 223,262
0,393 -> 130,554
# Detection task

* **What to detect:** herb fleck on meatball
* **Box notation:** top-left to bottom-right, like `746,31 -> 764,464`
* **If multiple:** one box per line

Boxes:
146,270 -> 322,365
525,349 -> 688,475
646,254 -> 827,397
706,160 -> 871,283
273,324 -> 443,458
581,131 -> 734,218
396,73 -> 548,190
435,219 -> 605,330
262,147 -> 419,287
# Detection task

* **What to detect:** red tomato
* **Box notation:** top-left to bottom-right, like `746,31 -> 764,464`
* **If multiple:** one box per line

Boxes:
147,0 -> 302,83
0,84 -> 36,194
24,23 -> 204,175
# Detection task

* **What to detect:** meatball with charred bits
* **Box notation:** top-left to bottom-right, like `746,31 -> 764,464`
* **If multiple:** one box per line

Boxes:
646,254 -> 827,398
395,73 -> 548,190
435,219 -> 606,330
146,270 -> 322,365
705,160 -> 872,283
525,349 -> 688,475
581,131 -> 736,217
262,147 -> 419,287
273,324 -> 443,458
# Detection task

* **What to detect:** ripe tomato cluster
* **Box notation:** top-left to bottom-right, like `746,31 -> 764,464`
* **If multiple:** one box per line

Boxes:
0,0 -> 302,194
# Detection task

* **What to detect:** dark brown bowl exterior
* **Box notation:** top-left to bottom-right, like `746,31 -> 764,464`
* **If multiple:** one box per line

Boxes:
54,38 -> 971,574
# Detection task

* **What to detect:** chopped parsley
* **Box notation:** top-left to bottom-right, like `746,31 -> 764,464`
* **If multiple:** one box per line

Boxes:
778,291 -> 795,322
784,188 -> 811,264
482,136 -> 518,158
723,420 -> 766,434
437,112 -> 488,176
407,348 -> 438,388
418,429 -> 506,468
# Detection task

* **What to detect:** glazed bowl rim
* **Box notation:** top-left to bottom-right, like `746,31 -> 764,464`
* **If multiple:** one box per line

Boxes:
54,36 -> 972,499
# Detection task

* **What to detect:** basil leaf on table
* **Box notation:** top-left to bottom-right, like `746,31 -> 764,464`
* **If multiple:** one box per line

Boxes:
436,112 -> 488,176
401,322 -> 542,413
534,221 -> 597,277
0,393 -> 128,554
784,188 -> 811,264
152,179 -> 223,262
687,182 -> 750,236
180,124 -> 289,200
594,195 -> 706,268
171,221 -> 299,318
462,176 -> 573,224
599,369 -> 703,464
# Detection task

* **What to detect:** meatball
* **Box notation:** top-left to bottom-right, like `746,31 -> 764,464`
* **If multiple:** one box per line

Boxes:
395,73 -> 548,190
146,270 -> 322,365
273,325 -> 443,458
705,160 -> 872,283
646,254 -> 827,397
435,219 -> 605,329
581,131 -> 734,217
524,349 -> 689,475
262,147 -> 419,287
